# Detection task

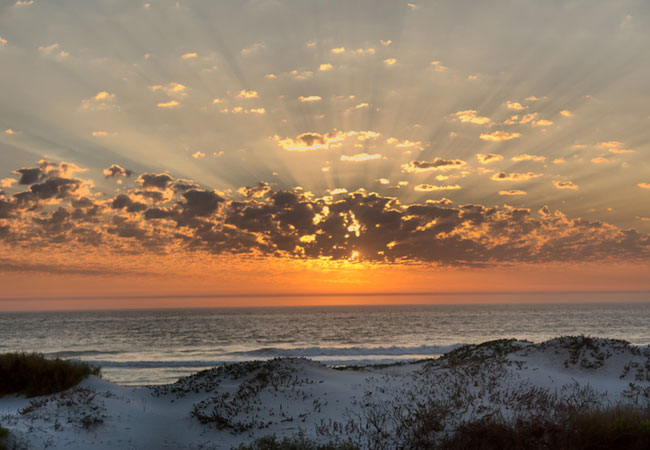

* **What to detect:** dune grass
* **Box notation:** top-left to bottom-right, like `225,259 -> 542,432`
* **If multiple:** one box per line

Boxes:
0,352 -> 100,398
0,425 -> 9,450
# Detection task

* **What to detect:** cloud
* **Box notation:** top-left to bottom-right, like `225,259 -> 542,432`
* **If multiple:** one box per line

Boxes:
330,47 -> 345,54
104,164 -> 133,179
414,184 -> 461,191
157,100 -> 180,108
5,129 -> 15,135
380,40 -> 392,46
299,95 -> 322,102
491,172 -> 543,181
240,42 -> 265,56
596,141 -> 623,149
639,183 -> 650,189
554,181 -> 578,190
480,131 -> 521,142
273,130 -> 378,152
452,110 -> 491,125
402,159 -> 466,173
181,52 -> 198,59
80,92 -> 117,111
192,151 -> 206,159
476,153 -> 503,164
0,36 -> 7,46
273,131 -> 347,151
431,61 -> 447,72
2,160 -> 650,267
591,157 -> 608,164
92,131 -> 108,137
386,138 -> 421,150
138,173 -> 173,190
377,178 -> 390,185
384,58 -> 397,66
506,101 -> 526,111
319,64 -> 333,71
151,82 -> 187,97
340,153 -> 382,162
499,190 -> 527,196
512,154 -> 546,162
15,0 -> 34,5
560,110 -> 573,117
237,89 -> 259,99
265,73 -> 277,79
38,43 -> 67,57
1,178 -> 17,188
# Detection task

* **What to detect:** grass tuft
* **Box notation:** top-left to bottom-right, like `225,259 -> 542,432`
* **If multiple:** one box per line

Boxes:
0,352 -> 100,398
232,434 -> 358,450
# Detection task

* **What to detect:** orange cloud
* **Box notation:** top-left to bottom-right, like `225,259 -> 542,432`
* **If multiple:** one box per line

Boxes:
512,154 -> 546,162
237,89 -> 259,99
402,159 -> 466,173
480,131 -> 521,142
639,183 -> 650,189
181,52 -> 198,59
499,190 -> 527,196
554,181 -> 578,190
491,172 -> 542,181
452,110 -> 491,125
299,95 -> 322,102
340,153 -> 382,162
319,64 -> 333,71
476,153 -> 503,164
414,184 -> 461,192
157,100 -> 180,108
384,58 -> 397,65
506,101 -> 526,111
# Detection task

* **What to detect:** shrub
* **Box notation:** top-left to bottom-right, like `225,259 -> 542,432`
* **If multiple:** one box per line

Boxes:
0,352 -> 100,398
0,425 -> 10,450
232,434 -> 359,450
440,406 -> 650,450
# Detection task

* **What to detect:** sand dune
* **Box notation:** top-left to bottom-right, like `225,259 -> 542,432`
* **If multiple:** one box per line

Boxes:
2,336 -> 649,449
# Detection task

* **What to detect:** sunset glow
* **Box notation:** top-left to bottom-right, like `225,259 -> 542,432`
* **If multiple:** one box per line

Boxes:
1,0 -> 649,309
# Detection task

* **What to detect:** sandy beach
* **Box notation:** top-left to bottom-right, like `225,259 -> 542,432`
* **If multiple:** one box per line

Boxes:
2,336 -> 649,449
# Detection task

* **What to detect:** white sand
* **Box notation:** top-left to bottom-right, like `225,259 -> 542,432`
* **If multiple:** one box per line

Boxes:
2,337 -> 649,449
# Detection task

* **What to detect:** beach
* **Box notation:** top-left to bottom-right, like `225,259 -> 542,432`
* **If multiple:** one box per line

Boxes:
2,336 -> 650,449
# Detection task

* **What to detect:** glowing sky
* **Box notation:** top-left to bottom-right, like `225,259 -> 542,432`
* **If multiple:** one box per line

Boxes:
1,0 -> 649,308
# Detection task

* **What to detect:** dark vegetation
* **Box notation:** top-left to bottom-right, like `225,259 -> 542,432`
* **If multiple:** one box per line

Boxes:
0,352 -> 100,397
234,406 -> 650,450
232,434 -> 358,450
440,406 -> 650,450
0,425 -> 9,450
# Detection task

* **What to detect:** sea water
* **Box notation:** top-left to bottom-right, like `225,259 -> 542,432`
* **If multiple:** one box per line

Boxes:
2,302 -> 649,385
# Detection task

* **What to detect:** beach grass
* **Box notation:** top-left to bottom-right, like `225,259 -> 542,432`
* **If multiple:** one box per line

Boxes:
0,352 -> 100,398
232,434 -> 359,450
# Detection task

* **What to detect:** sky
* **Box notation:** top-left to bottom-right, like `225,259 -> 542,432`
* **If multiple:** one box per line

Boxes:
1,0 -> 649,309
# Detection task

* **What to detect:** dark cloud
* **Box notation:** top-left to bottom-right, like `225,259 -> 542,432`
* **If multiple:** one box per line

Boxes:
402,158 -> 466,172
1,161 -> 649,269
104,164 -> 134,179
181,189 -> 224,217
13,168 -> 44,185
138,173 -> 174,190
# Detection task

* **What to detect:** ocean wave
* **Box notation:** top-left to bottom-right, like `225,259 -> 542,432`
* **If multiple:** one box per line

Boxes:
79,344 -> 463,369
46,350 -> 122,358
226,344 -> 462,358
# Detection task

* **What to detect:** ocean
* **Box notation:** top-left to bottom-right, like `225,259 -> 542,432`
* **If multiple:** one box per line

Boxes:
2,302 -> 649,385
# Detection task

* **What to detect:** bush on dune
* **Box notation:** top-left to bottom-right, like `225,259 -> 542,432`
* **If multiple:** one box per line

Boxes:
440,406 -> 650,450
0,352 -> 100,398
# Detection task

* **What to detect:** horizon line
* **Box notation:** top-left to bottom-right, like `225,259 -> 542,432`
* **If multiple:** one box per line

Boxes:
1,289 -> 650,302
